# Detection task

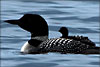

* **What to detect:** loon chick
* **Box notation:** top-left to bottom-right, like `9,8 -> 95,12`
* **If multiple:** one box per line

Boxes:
59,27 -> 95,47
4,14 -> 100,54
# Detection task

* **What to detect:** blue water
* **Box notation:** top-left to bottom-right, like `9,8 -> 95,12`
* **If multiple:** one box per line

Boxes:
1,0 -> 100,67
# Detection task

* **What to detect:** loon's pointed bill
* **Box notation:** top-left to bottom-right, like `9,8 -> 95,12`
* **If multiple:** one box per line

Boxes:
4,20 -> 20,25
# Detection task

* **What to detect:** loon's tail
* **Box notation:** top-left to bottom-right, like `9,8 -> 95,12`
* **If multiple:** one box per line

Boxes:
82,47 -> 100,54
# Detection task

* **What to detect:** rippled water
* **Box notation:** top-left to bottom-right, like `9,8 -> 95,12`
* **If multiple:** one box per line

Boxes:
1,0 -> 100,67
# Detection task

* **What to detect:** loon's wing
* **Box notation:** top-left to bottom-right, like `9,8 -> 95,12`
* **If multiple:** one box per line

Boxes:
39,38 -> 91,54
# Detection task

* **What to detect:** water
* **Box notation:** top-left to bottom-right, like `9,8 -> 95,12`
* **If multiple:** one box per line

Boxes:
1,0 -> 100,67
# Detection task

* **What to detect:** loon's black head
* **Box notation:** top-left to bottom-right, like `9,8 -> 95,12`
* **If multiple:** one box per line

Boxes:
4,14 -> 48,36
59,27 -> 68,38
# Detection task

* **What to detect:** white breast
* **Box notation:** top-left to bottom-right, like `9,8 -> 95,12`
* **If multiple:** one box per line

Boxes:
21,41 -> 36,53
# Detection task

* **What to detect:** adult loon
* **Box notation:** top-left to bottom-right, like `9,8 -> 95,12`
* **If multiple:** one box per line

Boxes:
4,14 -> 100,54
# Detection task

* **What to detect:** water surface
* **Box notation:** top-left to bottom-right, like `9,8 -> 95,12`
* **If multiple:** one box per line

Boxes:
1,0 -> 100,67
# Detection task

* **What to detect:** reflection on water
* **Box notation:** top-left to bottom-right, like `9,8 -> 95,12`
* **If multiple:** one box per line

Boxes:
1,0 -> 100,67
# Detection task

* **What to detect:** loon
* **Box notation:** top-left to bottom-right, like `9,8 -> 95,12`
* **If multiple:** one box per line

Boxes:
59,27 -> 96,47
4,14 -> 100,54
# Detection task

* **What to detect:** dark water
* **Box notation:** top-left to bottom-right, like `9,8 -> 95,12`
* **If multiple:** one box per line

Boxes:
1,0 -> 100,67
